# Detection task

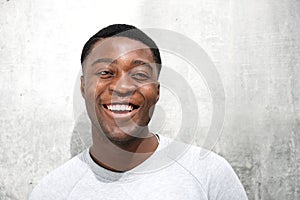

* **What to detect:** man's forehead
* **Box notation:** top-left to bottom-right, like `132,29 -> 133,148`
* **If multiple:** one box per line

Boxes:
91,37 -> 152,55
85,37 -> 154,65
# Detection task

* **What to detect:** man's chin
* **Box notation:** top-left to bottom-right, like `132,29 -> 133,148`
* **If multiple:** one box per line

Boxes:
105,132 -> 137,145
95,120 -> 150,144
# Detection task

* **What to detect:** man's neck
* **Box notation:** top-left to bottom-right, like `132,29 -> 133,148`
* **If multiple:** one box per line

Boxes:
90,126 -> 159,172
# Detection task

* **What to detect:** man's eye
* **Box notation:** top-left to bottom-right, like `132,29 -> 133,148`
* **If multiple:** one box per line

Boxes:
97,70 -> 114,78
132,73 -> 150,80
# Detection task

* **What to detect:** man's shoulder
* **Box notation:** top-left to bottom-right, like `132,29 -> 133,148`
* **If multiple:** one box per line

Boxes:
158,135 -> 248,199
178,144 -> 238,182
182,143 -> 229,168
29,152 -> 90,200
158,134 -> 229,169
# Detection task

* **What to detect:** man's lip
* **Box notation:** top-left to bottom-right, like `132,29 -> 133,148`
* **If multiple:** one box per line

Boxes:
100,103 -> 140,120
105,98 -> 139,104
100,98 -> 142,108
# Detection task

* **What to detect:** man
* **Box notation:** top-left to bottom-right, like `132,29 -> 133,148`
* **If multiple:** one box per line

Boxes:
30,24 -> 248,199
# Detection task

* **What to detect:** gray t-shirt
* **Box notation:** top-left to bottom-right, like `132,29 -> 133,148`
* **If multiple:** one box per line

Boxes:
30,134 -> 248,199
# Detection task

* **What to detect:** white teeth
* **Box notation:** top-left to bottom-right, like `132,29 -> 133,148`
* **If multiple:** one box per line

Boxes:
107,104 -> 133,112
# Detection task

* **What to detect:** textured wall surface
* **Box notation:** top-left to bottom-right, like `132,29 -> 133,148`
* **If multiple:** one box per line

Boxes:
0,0 -> 299,199
138,1 -> 300,199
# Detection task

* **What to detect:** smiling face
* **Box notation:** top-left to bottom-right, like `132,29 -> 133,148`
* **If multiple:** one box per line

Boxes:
81,37 -> 160,143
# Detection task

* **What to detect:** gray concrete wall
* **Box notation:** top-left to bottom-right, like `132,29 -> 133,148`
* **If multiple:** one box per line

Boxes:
0,0 -> 299,199
138,1 -> 300,199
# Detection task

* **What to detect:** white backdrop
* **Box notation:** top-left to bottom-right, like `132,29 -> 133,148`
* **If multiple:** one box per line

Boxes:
0,0 -> 299,199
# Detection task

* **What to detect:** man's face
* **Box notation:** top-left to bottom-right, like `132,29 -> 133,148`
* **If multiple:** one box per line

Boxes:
81,37 -> 160,143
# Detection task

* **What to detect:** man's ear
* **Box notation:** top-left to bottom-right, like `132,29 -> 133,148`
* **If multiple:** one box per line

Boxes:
156,82 -> 160,103
80,75 -> 85,98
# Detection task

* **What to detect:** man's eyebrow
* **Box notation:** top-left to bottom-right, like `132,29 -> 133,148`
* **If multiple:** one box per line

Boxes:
131,60 -> 153,71
91,58 -> 117,66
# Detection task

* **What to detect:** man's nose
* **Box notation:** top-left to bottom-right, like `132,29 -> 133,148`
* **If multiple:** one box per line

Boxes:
109,74 -> 136,97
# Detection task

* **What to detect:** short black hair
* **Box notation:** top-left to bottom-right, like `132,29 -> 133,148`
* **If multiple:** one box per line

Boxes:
81,24 -> 161,74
